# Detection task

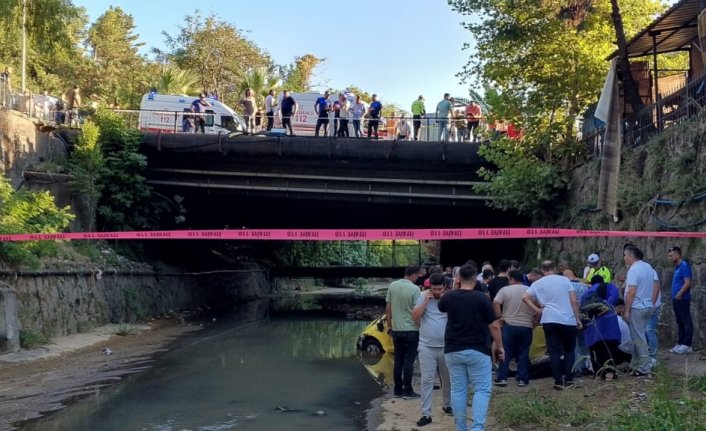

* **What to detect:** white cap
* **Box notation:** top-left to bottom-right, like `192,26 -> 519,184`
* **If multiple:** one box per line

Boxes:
587,253 -> 600,264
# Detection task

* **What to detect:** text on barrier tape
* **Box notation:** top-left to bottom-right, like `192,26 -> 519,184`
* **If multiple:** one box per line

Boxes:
0,228 -> 705,242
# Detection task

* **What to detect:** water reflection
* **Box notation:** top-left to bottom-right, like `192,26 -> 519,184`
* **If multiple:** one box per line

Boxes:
359,352 -> 394,389
20,313 -> 381,431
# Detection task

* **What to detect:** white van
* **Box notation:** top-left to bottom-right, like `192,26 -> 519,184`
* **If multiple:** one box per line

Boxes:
275,91 -> 359,136
138,93 -> 246,134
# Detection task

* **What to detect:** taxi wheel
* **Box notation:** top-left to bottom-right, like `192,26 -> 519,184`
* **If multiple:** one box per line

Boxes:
362,338 -> 383,357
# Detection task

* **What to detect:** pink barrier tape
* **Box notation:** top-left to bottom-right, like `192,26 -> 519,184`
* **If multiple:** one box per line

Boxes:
0,228 -> 704,242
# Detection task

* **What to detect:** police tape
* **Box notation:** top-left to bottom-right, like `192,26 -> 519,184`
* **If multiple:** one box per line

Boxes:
0,228 -> 704,242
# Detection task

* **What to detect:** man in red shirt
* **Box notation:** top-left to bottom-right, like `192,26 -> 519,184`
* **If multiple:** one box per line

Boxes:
465,101 -> 482,142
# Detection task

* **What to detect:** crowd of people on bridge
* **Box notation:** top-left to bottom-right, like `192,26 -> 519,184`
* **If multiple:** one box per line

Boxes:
385,244 -> 694,430
228,89 -> 501,142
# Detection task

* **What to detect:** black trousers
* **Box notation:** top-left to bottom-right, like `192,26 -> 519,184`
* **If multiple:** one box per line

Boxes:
367,118 -> 379,139
337,119 -> 349,137
315,116 -> 329,136
281,115 -> 294,135
392,330 -> 419,394
543,323 -> 577,386
266,111 -> 274,131
413,114 -> 422,140
590,339 -> 629,377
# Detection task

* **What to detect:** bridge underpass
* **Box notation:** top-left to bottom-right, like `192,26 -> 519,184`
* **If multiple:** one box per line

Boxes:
139,133 -> 530,269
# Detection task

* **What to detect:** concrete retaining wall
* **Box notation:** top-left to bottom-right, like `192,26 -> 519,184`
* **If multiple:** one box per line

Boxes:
0,269 -> 271,353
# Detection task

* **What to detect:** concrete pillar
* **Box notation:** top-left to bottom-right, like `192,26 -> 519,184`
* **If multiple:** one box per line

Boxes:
0,285 -> 19,353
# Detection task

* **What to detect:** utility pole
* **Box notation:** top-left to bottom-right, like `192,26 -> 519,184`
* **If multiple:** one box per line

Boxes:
21,0 -> 27,92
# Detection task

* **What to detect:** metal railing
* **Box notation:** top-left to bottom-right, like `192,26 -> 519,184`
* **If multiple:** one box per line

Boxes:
624,72 -> 706,147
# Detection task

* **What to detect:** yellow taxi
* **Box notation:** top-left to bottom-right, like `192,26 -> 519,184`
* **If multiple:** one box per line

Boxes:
356,314 -> 394,356
357,314 -> 550,378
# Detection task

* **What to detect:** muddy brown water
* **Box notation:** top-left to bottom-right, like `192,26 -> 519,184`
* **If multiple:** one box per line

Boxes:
18,311 -> 383,431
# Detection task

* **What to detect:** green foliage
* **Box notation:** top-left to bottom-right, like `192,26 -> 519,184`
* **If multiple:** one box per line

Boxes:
475,138 -> 567,219
449,0 -> 665,220
0,177 -> 74,267
280,54 -> 324,92
85,6 -> 148,107
273,240 -> 420,267
91,109 -> 165,231
494,390 -> 594,428
161,11 -> 272,107
19,329 -> 51,349
608,370 -> 706,431
236,68 -> 281,108
69,120 -> 104,231
143,63 -> 200,96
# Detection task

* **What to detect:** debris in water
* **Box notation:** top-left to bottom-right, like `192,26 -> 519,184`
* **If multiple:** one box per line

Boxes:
102,348 -> 113,356
275,406 -> 302,412
312,410 -> 326,416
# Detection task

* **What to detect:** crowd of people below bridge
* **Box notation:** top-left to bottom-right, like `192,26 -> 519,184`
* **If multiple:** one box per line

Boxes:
385,244 -> 694,430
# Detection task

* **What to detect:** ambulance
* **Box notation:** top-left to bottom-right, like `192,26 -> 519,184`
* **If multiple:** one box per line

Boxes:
138,93 -> 247,134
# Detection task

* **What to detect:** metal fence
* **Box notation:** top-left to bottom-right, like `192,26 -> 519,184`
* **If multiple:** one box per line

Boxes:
624,72 -> 706,147
580,72 -> 706,155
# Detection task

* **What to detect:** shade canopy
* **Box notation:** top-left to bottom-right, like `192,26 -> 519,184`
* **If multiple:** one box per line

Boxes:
608,0 -> 701,59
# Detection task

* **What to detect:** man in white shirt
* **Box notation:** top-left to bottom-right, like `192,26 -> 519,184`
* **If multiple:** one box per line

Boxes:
622,245 -> 659,376
264,89 -> 276,131
522,260 -> 582,390
411,273 -> 452,427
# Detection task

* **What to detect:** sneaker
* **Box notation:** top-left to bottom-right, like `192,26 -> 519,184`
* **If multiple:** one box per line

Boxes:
494,379 -> 508,387
675,345 -> 693,354
442,406 -> 453,415
393,390 -> 403,398
403,391 -> 421,399
553,384 -> 564,390
517,381 -> 529,387
669,344 -> 682,353
416,416 -> 432,426
631,370 -> 651,377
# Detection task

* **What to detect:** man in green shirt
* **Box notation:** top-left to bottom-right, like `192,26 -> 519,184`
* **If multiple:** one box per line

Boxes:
411,95 -> 426,141
386,264 -> 422,399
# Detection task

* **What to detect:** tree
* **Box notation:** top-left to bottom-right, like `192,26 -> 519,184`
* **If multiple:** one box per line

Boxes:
281,54 -> 323,92
449,0 -> 665,219
161,11 -> 271,107
143,63 -> 200,95
86,6 -> 147,107
236,67 -> 281,107
0,0 -> 87,93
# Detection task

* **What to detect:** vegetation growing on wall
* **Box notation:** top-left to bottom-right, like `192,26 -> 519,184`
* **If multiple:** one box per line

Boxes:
0,178 -> 74,267
618,113 -> 706,230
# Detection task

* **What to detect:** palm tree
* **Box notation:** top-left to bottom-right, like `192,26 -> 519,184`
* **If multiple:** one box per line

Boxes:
236,68 -> 281,107
144,64 -> 200,95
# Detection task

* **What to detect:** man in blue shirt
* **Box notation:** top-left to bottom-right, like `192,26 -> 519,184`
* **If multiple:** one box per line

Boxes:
667,246 -> 693,354
314,91 -> 331,137
367,94 -> 383,139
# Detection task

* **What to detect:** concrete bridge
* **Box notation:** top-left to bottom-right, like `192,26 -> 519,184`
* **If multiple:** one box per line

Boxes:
140,133 -> 490,208
139,132 -> 529,266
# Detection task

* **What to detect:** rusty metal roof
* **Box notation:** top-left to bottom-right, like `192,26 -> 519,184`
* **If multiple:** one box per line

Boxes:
608,0 -> 701,59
